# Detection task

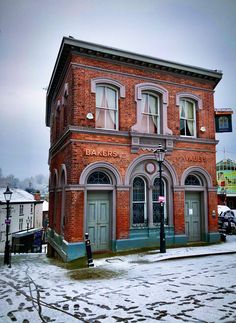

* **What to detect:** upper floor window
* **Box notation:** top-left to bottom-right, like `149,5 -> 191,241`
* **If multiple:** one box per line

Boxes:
96,85 -> 118,130
19,218 -> 23,231
180,99 -> 196,137
141,92 -> 160,134
19,204 -> 24,216
132,83 -> 172,136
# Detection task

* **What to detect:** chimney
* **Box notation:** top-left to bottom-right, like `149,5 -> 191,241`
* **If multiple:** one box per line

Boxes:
34,192 -> 41,201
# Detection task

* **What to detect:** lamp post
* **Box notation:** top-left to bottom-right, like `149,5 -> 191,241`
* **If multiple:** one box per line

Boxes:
26,217 -> 30,231
4,186 -> 13,266
154,144 -> 166,253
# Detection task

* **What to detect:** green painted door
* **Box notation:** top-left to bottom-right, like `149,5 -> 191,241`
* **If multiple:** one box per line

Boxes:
185,192 -> 201,241
87,193 -> 110,251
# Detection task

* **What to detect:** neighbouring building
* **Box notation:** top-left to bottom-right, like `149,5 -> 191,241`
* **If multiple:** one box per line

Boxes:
46,37 -> 222,262
0,188 -> 43,253
217,159 -> 236,209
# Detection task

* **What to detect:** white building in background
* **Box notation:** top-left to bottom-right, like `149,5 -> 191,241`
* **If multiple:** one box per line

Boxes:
0,188 -> 43,252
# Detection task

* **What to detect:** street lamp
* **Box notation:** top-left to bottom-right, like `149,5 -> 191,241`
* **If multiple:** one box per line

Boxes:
154,144 -> 166,253
3,186 -> 13,266
26,217 -> 30,231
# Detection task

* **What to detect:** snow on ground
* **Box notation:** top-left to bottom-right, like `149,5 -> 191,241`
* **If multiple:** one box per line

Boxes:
0,236 -> 236,322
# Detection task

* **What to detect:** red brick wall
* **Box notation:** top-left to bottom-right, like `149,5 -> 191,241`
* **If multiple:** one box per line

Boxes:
116,190 -> 130,239
48,51 -> 219,245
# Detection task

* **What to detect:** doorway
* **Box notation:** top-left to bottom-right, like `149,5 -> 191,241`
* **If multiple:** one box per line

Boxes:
87,191 -> 111,251
185,192 -> 201,242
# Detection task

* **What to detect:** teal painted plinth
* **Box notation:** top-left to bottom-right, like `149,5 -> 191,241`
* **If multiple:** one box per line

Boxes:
48,234 -> 85,262
174,235 -> 188,245
207,232 -> 220,243
114,226 -> 175,252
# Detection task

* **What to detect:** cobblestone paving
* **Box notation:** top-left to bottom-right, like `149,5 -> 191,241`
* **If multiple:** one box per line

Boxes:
0,253 -> 236,322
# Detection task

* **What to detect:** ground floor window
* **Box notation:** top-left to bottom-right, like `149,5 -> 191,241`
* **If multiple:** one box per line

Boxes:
132,177 -> 147,225
132,176 -> 167,226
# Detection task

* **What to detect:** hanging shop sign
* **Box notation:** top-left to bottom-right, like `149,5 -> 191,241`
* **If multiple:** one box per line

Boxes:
215,108 -> 233,133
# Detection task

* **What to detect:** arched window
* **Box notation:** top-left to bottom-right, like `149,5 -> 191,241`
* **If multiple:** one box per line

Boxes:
152,178 -> 167,224
87,171 -> 111,184
96,85 -> 118,130
185,174 -> 201,185
132,177 -> 147,225
180,99 -> 196,137
132,82 -> 172,135
141,92 -> 160,134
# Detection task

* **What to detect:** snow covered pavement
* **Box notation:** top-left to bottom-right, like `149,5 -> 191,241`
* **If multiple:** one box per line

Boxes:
0,236 -> 236,322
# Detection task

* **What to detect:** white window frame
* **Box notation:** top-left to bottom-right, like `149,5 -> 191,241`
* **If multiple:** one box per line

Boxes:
19,204 -> 24,216
19,218 -> 23,231
179,99 -> 196,137
95,85 -> 119,130
141,92 -> 160,134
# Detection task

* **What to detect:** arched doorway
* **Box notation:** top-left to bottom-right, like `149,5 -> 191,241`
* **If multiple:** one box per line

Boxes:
184,174 -> 204,242
86,171 -> 113,252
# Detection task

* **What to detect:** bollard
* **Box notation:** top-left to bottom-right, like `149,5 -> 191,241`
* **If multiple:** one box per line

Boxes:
85,233 -> 94,267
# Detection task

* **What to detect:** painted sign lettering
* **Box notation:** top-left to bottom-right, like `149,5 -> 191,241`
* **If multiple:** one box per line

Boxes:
85,149 -> 119,157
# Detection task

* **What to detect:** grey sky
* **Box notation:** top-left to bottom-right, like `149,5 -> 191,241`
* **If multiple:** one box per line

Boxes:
0,0 -> 235,179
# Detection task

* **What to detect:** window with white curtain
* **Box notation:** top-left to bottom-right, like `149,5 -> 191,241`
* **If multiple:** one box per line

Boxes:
96,85 -> 118,130
180,99 -> 196,137
141,92 -> 160,134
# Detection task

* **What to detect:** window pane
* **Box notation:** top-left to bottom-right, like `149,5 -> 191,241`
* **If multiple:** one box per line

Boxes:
141,94 -> 148,113
96,86 -> 104,107
185,175 -> 201,185
149,95 -> 157,114
87,171 -> 110,184
106,88 -> 116,109
180,119 -> 185,135
133,177 -> 145,201
133,203 -> 145,224
105,110 -> 116,130
96,108 -> 105,128
186,120 -> 194,136
187,101 -> 194,119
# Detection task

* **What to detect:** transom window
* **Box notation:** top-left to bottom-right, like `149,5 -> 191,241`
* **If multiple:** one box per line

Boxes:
132,177 -> 147,225
96,85 -> 118,130
185,175 -> 201,185
87,171 -> 111,184
141,92 -> 160,134
180,99 -> 196,137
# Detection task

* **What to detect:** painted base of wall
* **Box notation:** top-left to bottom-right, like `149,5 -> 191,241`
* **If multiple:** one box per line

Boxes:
47,229 -> 85,262
47,229 -> 221,262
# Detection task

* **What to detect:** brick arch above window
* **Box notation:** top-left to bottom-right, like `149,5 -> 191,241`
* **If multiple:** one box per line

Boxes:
91,77 -> 126,98
132,82 -> 172,135
176,92 -> 202,109
180,166 -> 212,188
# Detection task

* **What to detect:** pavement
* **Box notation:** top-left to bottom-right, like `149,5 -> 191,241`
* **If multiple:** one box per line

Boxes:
94,234 -> 236,267
0,235 -> 236,323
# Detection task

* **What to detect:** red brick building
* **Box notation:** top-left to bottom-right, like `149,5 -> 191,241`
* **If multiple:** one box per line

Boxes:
46,37 -> 222,261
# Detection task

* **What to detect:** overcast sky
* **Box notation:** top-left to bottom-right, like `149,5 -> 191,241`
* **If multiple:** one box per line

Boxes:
0,0 -> 235,179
